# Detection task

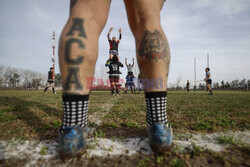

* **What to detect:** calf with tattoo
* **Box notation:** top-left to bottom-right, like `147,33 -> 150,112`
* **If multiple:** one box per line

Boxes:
58,0 -> 172,159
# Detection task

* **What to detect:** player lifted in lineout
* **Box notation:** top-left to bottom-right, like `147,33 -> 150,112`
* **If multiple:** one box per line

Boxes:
44,67 -> 56,94
58,0 -> 172,159
108,27 -> 122,59
105,55 -> 123,95
125,57 -> 134,77
204,68 -> 213,95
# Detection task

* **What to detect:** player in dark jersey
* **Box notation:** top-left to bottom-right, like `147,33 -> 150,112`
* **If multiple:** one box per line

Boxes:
107,27 -> 122,58
105,55 -> 123,95
186,80 -> 190,92
44,67 -> 56,94
125,58 -> 134,77
204,68 -> 213,95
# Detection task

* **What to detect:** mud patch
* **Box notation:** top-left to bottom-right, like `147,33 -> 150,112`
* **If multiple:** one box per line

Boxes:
0,131 -> 249,166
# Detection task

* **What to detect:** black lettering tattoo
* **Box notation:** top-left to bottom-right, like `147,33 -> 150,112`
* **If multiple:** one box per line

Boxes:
70,0 -> 77,10
64,68 -> 83,90
66,18 -> 87,38
139,30 -> 168,61
65,38 -> 84,65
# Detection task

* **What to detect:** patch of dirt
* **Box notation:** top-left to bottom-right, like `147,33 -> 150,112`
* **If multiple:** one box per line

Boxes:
1,146 -> 249,167
94,125 -> 147,138
0,131 -> 249,167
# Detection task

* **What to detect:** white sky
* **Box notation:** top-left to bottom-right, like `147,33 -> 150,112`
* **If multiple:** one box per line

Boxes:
0,0 -> 250,87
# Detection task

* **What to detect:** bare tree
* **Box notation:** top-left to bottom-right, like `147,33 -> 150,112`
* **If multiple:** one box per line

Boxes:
198,83 -> 206,90
213,82 -> 220,89
176,75 -> 182,90
55,73 -> 62,87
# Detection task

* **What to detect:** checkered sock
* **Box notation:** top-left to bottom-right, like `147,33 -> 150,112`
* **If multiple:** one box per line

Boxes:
62,94 -> 89,130
145,91 -> 168,125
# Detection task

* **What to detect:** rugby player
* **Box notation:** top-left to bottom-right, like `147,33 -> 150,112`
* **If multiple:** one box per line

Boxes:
125,57 -> 134,77
107,27 -> 122,59
204,68 -> 213,95
105,55 -> 123,95
44,67 -> 56,94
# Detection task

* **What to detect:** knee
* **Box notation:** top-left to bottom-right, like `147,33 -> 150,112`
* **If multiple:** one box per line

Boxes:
69,1 -> 109,34
129,10 -> 161,37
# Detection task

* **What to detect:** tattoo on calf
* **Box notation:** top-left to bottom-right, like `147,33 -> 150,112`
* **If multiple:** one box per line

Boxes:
65,38 -> 84,65
64,68 -> 83,91
63,18 -> 87,91
66,18 -> 87,38
139,30 -> 168,61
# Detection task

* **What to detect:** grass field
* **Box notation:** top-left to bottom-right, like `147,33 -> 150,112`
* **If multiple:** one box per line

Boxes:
0,90 -> 250,166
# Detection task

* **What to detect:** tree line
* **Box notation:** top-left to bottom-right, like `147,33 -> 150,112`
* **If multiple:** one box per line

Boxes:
0,64 -> 249,91
0,65 -> 62,90
178,79 -> 250,90
169,77 -> 250,91
199,79 -> 250,90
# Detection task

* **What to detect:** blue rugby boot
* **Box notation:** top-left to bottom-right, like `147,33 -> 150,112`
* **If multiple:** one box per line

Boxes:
147,122 -> 173,154
58,125 -> 88,160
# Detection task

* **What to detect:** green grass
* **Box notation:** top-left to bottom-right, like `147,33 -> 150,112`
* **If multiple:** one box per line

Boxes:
39,145 -> 48,155
216,135 -> 236,145
94,129 -> 106,138
0,90 -> 250,139
169,158 -> 186,167
190,142 -> 203,155
137,158 -> 151,167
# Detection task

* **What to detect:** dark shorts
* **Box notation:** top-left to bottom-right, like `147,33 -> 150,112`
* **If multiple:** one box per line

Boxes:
109,50 -> 118,56
109,75 -> 119,82
126,82 -> 135,87
47,79 -> 54,84
206,79 -> 212,85
128,71 -> 133,76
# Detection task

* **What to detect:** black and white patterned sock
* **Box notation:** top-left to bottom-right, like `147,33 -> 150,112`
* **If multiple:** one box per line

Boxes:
145,91 -> 168,125
62,94 -> 89,130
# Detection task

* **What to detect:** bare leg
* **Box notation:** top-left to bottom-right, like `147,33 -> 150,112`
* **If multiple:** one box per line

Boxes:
44,82 -> 50,93
52,82 -> 56,93
124,0 -> 173,153
110,81 -> 115,94
206,84 -> 213,94
59,0 -> 111,95
58,0 -> 111,158
124,0 -> 169,92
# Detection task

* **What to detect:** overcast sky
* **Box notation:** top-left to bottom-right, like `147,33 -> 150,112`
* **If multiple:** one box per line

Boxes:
1,0 -> 250,86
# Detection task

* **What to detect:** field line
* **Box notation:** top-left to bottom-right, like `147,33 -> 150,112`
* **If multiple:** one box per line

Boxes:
0,130 -> 249,166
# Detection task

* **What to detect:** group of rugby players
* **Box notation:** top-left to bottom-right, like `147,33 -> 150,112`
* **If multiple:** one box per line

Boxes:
105,27 -> 143,95
44,27 -> 213,95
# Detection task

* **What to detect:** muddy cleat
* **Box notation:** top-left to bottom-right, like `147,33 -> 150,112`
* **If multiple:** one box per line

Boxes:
58,125 -> 88,160
147,122 -> 173,154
